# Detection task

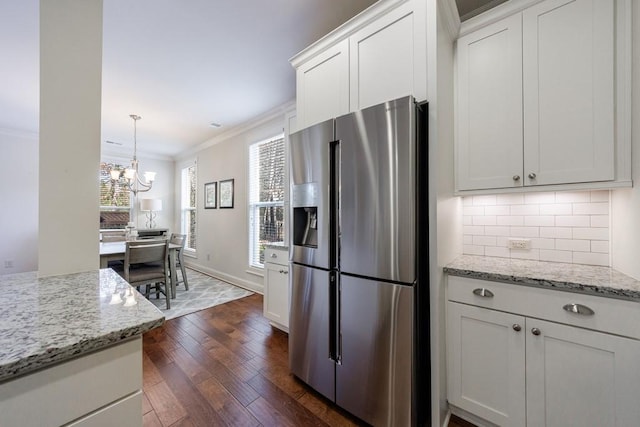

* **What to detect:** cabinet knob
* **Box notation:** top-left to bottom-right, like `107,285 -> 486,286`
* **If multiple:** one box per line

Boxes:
531,328 -> 541,336
513,175 -> 520,181
283,270 -> 289,275
270,253 -> 278,258
472,288 -> 494,298
512,324 -> 521,332
528,172 -> 537,179
562,303 -> 594,316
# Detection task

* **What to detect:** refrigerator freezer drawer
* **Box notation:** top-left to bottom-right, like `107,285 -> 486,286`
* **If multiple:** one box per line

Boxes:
336,274 -> 414,426
289,264 -> 336,401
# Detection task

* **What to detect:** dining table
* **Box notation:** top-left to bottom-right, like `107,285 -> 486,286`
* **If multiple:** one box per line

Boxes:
99,240 -> 183,298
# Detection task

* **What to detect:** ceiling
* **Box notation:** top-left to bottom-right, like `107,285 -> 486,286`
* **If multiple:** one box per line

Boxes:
0,0 -> 377,159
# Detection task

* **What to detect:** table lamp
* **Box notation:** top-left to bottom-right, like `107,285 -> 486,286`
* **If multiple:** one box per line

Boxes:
140,198 -> 162,229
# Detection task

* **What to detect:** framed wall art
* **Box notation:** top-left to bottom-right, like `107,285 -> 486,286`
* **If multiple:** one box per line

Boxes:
204,182 -> 217,209
219,179 -> 234,209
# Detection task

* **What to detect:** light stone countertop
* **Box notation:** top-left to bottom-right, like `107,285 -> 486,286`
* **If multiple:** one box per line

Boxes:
444,255 -> 640,302
0,269 -> 164,382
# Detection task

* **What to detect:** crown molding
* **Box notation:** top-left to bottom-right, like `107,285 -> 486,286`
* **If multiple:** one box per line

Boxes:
439,0 -> 461,40
175,99 -> 296,161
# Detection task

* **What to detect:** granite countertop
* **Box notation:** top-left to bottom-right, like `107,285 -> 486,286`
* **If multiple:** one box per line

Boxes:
0,269 -> 164,382
444,255 -> 640,302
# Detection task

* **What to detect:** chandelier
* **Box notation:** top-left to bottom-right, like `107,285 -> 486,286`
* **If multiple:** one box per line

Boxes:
110,114 -> 156,195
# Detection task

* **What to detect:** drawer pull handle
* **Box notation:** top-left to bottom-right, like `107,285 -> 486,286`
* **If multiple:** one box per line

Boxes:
283,270 -> 289,275
270,253 -> 278,258
472,288 -> 494,298
563,303 -> 595,316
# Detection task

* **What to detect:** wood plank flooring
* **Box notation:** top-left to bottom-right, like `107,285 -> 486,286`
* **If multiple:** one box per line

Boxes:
142,293 -> 475,427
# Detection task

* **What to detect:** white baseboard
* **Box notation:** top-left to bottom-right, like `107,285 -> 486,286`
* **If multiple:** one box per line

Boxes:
184,262 -> 264,294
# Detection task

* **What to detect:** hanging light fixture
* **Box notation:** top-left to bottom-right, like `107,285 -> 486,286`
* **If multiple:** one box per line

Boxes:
110,114 -> 156,195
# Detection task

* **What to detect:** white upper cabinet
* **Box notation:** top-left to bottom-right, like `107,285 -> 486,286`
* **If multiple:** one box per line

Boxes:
291,0 -> 427,130
522,0 -> 614,186
349,1 -> 426,110
455,0 -> 630,193
295,39 -> 350,129
456,14 -> 523,190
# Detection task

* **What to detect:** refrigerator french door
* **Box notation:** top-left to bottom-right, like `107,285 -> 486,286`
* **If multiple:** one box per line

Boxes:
289,96 -> 425,426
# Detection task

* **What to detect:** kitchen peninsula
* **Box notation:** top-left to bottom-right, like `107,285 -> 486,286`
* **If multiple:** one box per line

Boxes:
0,269 -> 164,427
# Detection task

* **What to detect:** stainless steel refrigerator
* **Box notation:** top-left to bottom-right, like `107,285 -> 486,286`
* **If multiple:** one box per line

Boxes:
288,96 -> 430,426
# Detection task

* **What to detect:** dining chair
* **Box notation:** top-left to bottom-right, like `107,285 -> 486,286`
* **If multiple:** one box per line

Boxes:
169,233 -> 189,292
121,240 -> 170,309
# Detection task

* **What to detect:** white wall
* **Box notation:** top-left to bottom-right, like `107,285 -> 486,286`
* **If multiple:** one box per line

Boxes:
39,0 -> 103,276
0,129 -> 39,274
175,111 -> 289,293
611,0 -> 640,279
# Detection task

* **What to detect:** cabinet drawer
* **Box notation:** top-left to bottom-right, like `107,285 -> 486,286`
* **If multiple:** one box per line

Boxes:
447,276 -> 640,340
264,247 -> 288,266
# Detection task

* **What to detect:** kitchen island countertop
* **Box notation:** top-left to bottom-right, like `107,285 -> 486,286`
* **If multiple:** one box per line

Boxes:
444,255 -> 640,302
0,268 -> 164,382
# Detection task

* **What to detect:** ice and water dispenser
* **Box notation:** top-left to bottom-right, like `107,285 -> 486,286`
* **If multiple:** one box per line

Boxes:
292,183 -> 319,248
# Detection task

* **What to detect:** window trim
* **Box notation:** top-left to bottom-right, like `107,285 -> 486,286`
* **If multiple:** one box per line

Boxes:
180,160 -> 197,255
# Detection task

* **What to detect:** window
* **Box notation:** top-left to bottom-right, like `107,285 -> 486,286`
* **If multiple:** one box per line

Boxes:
249,134 -> 285,268
99,161 -> 130,229
181,162 -> 197,252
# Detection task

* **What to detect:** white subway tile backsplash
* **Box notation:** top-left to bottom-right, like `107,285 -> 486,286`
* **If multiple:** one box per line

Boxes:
572,252 -> 609,266
555,191 -> 590,203
485,226 -> 511,236
496,194 -> 524,205
473,216 -> 497,226
461,190 -> 611,267
463,245 -> 485,255
509,227 -> 539,238
484,205 -> 510,215
510,204 -> 540,216
556,215 -> 591,227
539,249 -> 573,263
539,227 -> 572,239
572,227 -> 609,240
556,239 -> 590,252
463,206 -> 485,216
473,195 -> 497,206
524,216 -> 555,227
497,216 -> 524,226
539,203 -> 572,215
590,215 -> 609,228
473,236 -> 497,246
485,246 -> 511,258
463,225 -> 485,235
572,202 -> 609,215
531,238 -> 555,249
591,241 -> 609,253
524,192 -> 555,204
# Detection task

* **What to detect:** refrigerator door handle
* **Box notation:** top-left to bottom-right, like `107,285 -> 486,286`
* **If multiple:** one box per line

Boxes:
336,275 -> 342,364
329,271 -> 338,362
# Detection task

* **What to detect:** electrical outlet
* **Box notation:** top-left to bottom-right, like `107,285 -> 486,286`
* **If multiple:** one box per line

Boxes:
508,238 -> 531,250
4,260 -> 14,269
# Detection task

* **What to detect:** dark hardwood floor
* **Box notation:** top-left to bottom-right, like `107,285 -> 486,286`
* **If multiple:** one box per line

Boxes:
142,293 -> 474,427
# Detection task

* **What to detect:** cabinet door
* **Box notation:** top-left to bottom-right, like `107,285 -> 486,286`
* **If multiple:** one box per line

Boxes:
349,1 -> 426,110
456,14 -> 524,191
296,39 -> 349,129
263,262 -> 289,330
447,302 -> 526,427
526,319 -> 640,427
523,0 -> 614,186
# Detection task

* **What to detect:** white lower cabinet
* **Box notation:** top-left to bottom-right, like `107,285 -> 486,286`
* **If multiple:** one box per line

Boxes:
447,276 -> 640,426
263,247 -> 289,332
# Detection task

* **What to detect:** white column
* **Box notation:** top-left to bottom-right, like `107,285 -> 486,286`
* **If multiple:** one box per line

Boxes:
39,0 -> 103,276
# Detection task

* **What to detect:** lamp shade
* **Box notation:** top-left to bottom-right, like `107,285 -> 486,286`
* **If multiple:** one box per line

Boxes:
140,198 -> 162,211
